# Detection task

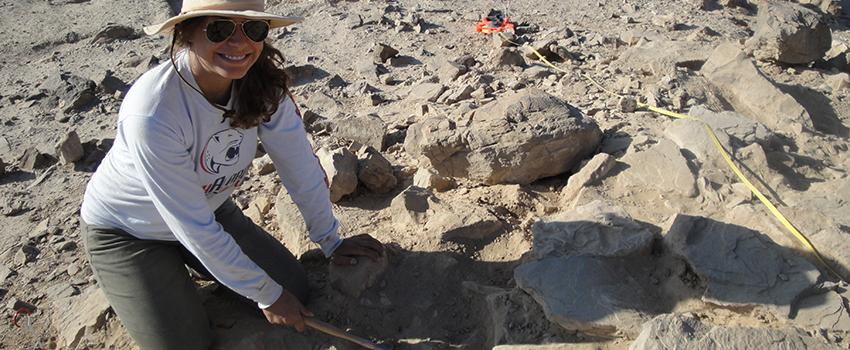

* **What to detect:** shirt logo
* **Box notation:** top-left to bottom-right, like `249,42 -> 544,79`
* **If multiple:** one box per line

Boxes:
200,129 -> 244,174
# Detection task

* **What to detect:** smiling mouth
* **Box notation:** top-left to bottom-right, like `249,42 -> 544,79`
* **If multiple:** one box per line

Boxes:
218,53 -> 249,62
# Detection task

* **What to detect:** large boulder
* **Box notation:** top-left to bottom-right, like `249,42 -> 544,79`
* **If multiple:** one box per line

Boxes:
630,313 -> 841,350
663,214 -> 821,319
404,89 -> 602,185
531,201 -> 656,260
745,1 -> 831,64
701,43 -> 813,134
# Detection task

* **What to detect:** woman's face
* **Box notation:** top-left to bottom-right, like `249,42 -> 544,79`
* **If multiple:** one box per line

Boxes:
188,16 -> 264,83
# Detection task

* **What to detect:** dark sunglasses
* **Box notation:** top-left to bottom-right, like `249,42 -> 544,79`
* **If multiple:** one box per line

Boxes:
204,19 -> 270,43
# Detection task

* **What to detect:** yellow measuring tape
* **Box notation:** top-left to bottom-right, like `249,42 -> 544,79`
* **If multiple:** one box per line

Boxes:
512,34 -> 845,282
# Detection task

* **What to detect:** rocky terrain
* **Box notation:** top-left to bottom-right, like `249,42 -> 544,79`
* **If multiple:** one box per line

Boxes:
1,0 -> 850,349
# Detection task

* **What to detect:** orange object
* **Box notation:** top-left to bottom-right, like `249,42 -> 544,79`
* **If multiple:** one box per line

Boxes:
475,16 -> 514,33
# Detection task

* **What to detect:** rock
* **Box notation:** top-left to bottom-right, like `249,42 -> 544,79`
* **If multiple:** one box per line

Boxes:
332,114 -> 387,151
326,74 -> 348,89
618,96 -> 638,113
357,147 -> 397,193
560,153 -> 616,203
825,42 -> 850,71
0,264 -> 13,283
404,89 -> 602,185
274,187 -> 312,258
493,47 -> 527,67
630,313 -> 841,350
663,214 -> 821,319
355,58 -> 382,81
56,130 -> 84,164
442,84 -> 475,104
437,60 -> 467,83
683,106 -> 778,148
18,147 -> 50,171
284,64 -> 329,86
515,255 -> 657,337
317,147 -> 358,202
389,186 -> 504,240
46,283 -> 78,300
252,154 -> 275,175
619,138 -> 698,197
701,43 -> 813,134
533,201 -> 656,259
616,40 -> 711,76
328,253 -> 388,297
55,74 -> 97,113
413,167 -> 455,192
13,245 -> 39,266
745,1 -> 831,64
0,158 -> 5,176
51,287 -> 111,350
407,83 -> 446,102
90,23 -> 140,45
373,43 -> 399,63
793,288 -> 850,331
827,72 -> 850,91
97,70 -> 129,94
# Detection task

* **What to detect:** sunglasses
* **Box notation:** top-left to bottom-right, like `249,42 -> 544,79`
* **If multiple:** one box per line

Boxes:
204,19 -> 270,43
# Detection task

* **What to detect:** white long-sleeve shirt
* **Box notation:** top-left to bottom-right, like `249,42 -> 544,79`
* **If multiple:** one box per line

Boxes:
81,50 -> 341,308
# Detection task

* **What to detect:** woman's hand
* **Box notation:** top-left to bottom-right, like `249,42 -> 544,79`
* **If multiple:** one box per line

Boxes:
331,233 -> 385,266
262,289 -> 313,332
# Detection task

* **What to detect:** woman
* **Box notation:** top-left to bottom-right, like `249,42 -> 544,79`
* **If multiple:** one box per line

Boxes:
80,1 -> 384,349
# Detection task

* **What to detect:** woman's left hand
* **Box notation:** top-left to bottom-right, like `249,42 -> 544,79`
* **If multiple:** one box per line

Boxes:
331,233 -> 385,266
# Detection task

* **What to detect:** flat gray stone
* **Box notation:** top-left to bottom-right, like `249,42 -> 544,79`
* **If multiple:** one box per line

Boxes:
515,255 -> 657,337
630,313 -> 841,350
619,138 -> 697,197
532,201 -> 656,259
663,214 -> 821,319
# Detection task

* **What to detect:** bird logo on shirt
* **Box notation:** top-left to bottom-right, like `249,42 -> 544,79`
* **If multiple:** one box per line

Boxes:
200,129 -> 244,174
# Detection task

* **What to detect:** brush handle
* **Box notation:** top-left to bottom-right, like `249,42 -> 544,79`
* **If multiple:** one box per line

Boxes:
304,318 -> 382,350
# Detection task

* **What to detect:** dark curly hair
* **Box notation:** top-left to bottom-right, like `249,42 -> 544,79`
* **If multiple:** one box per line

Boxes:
172,17 -> 290,129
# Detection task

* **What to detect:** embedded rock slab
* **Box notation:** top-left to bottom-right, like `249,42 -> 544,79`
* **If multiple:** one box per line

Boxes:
616,40 -> 712,76
701,43 -> 813,134
619,138 -> 698,197
51,287 -> 111,350
404,88 -> 602,185
560,153 -> 616,204
274,186 -> 312,258
390,186 -> 504,241
663,214 -> 821,318
515,255 -> 657,338
532,201 -> 656,259
745,1 -> 831,64
630,313 -> 841,350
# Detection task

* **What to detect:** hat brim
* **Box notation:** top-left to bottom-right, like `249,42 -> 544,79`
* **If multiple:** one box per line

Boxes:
143,10 -> 303,36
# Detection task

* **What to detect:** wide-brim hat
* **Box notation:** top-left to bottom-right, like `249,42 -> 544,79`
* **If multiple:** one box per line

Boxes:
144,0 -> 303,36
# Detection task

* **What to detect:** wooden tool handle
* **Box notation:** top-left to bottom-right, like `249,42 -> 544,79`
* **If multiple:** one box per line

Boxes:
304,318 -> 383,350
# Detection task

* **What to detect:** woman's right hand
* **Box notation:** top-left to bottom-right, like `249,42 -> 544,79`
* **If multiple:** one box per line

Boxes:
262,289 -> 313,332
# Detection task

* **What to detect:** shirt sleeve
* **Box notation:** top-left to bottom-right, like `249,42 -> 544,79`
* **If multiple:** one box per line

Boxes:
121,114 -> 283,309
258,96 -> 343,257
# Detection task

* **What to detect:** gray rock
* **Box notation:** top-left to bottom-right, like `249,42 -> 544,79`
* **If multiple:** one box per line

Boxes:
55,74 -> 96,113
533,201 -> 656,259
284,64 -> 329,86
825,42 -> 849,71
51,287 -> 111,350
443,84 -> 475,104
251,154 -> 275,175
56,130 -> 84,164
407,83 -> 446,102
629,313 -> 841,350
515,255 -> 657,337
357,147 -> 396,193
373,43 -> 399,63
794,288 -> 850,332
332,114 -> 387,151
0,158 -> 5,176
616,40 -> 712,77
437,60 -> 467,83
663,214 -> 821,319
328,253 -> 388,297
619,138 -> 698,197
702,43 -> 812,134
827,72 -> 850,91
745,1 -> 831,64
13,245 -> 39,266
494,345 -> 606,350
560,153 -> 616,203
90,23 -> 140,45
0,264 -> 13,284
404,89 -> 602,185
18,147 -> 50,171
317,147 -> 358,202
619,96 -> 638,113
493,48 -> 527,67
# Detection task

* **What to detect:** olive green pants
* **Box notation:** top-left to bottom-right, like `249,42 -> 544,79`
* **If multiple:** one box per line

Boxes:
82,199 -> 309,350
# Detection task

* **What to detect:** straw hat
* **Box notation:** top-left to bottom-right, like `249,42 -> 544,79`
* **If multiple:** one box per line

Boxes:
143,0 -> 303,36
